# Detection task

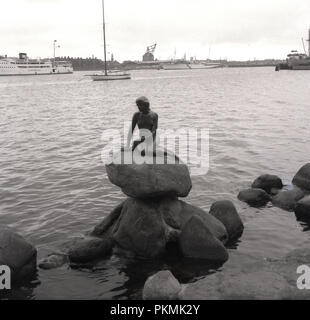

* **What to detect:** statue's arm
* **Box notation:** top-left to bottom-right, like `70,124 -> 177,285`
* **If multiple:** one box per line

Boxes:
126,113 -> 138,148
152,113 -> 158,140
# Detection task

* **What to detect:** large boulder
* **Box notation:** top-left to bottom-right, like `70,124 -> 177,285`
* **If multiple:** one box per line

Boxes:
68,237 -> 113,263
143,270 -> 182,300
295,196 -> 310,220
293,163 -> 310,191
180,202 -> 228,243
160,199 -> 228,244
91,197 -> 228,259
238,188 -> 271,207
209,200 -> 244,241
272,187 -> 305,211
252,174 -> 283,194
113,198 -> 167,258
179,216 -> 229,262
105,150 -> 192,198
0,226 -> 37,282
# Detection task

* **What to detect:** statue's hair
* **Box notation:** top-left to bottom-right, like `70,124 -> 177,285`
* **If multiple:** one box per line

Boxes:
136,96 -> 150,109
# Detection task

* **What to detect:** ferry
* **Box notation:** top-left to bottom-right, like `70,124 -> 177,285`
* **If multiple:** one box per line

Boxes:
0,53 -> 73,76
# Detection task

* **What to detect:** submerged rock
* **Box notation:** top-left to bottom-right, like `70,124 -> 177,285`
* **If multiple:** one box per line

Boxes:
270,188 -> 281,196
143,270 -> 182,300
179,216 -> 229,262
105,150 -> 192,198
68,237 -> 113,263
272,187 -> 305,211
238,188 -> 271,207
209,200 -> 244,241
39,253 -> 68,270
295,196 -> 310,220
292,163 -> 310,191
0,226 -> 37,282
252,174 -> 283,194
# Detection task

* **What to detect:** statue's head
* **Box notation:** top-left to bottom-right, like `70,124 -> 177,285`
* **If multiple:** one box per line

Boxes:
136,96 -> 150,113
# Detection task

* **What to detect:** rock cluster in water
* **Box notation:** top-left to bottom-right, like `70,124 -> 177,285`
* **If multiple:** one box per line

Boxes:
238,165 -> 310,214
142,163 -> 310,300
64,149 -> 244,264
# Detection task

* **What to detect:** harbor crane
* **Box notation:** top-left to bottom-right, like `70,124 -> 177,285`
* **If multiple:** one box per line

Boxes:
146,44 -> 157,54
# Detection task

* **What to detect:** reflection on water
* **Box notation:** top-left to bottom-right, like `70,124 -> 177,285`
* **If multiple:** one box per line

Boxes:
1,68 -> 310,299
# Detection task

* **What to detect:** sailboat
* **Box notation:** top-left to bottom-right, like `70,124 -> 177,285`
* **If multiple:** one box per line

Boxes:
91,0 -> 131,81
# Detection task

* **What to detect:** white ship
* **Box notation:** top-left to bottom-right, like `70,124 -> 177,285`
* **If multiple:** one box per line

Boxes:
160,59 -> 223,70
188,61 -> 222,69
160,59 -> 191,70
0,53 -> 73,76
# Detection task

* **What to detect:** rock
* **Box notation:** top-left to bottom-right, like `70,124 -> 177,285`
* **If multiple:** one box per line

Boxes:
179,216 -> 229,262
91,197 -> 228,259
0,226 -> 37,282
91,202 -> 124,237
238,188 -> 271,207
105,150 -> 192,198
270,188 -> 281,196
68,238 -> 113,263
181,246 -> 310,300
252,174 -> 283,193
272,187 -> 305,211
293,163 -> 310,191
159,197 -> 183,230
113,198 -> 167,258
142,270 -> 182,300
160,199 -> 228,244
209,200 -> 244,241
182,270 -> 290,300
180,202 -> 228,243
295,196 -> 310,220
222,271 -> 290,299
38,253 -> 69,270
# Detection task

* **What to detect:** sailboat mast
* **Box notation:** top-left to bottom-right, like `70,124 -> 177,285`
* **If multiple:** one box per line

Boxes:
308,27 -> 310,57
102,0 -> 108,75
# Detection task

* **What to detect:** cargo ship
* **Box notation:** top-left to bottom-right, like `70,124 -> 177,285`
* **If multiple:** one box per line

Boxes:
0,53 -> 73,76
276,27 -> 310,71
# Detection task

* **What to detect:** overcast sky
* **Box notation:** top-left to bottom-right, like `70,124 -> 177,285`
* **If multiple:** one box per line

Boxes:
1,0 -> 310,61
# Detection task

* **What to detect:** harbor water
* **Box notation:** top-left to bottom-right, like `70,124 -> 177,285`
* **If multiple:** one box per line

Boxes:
1,68 -> 310,299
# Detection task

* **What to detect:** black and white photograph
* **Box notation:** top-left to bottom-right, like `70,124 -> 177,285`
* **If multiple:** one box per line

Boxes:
1,0 -> 310,308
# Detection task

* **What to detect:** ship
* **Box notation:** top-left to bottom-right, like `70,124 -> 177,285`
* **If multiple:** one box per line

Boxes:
0,53 -> 73,76
188,59 -> 223,69
91,0 -> 131,81
276,27 -> 310,71
160,59 -> 191,70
